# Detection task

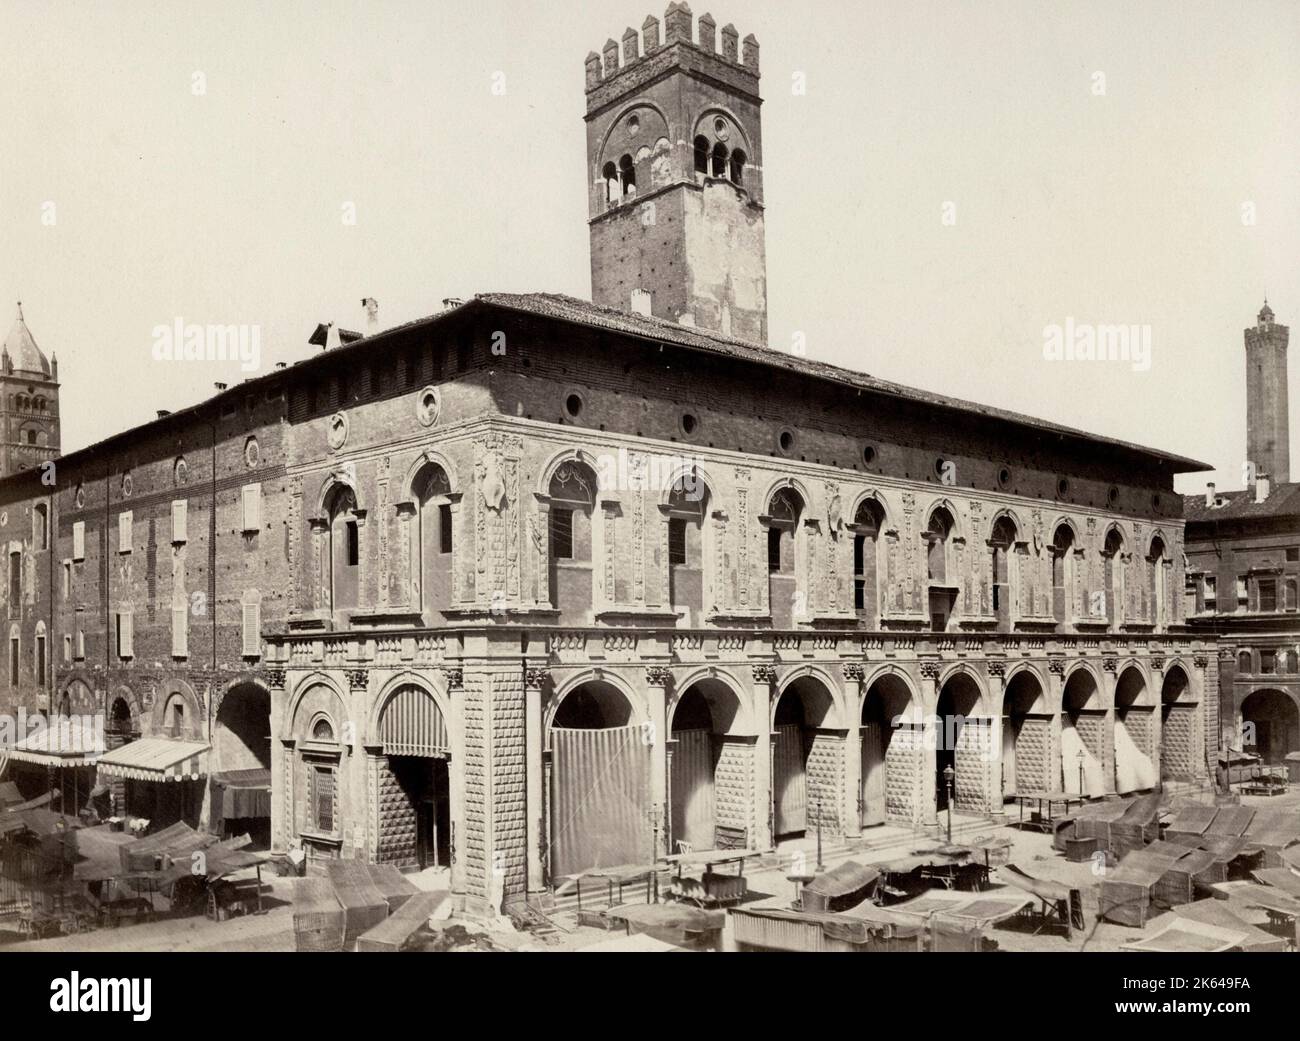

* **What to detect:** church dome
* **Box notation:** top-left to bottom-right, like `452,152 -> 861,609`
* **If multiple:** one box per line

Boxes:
2,303 -> 53,377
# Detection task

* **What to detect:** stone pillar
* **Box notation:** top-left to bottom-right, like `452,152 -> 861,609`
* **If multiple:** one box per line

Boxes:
1101,663 -> 1118,795
1190,655 -> 1211,782
920,662 -> 940,831
523,664 -> 546,896
987,662 -> 1008,821
751,663 -> 775,850
645,666 -> 671,859
457,630 -> 528,917
841,663 -> 864,836
1048,660 -> 1065,796
393,501 -> 416,608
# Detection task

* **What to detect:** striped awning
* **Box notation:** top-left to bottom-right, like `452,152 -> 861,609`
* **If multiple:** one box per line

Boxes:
94,738 -> 209,782
378,685 -> 449,758
6,721 -> 104,767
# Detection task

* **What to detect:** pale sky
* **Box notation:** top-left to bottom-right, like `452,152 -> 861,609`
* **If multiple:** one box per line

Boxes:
2,0 -> 1297,495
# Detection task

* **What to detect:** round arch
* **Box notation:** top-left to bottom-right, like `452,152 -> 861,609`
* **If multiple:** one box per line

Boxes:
1240,688 -> 1300,765
937,663 -> 991,716
668,667 -> 754,736
773,665 -> 846,730
758,474 -> 814,516
922,496 -> 965,541
596,99 -> 673,166
537,447 -> 603,499
1101,521 -> 1128,550
1115,665 -> 1157,792
154,679 -> 203,731
692,105 -> 756,154
849,489 -> 893,531
1142,526 -> 1172,560
986,507 -> 1025,543
284,673 -> 349,740
316,470 -> 361,515
400,449 -> 460,503
1048,515 -> 1083,544
369,670 -> 455,746
658,461 -> 720,506
545,670 -> 645,741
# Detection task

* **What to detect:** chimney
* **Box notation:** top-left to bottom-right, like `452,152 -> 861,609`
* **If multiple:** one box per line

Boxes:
442,297 -> 465,310
156,409 -> 171,419
630,288 -> 652,317
1204,482 -> 1215,508
308,322 -> 342,350
1255,473 -> 1271,504
275,361 -> 287,370
214,382 -> 228,392
361,297 -> 379,330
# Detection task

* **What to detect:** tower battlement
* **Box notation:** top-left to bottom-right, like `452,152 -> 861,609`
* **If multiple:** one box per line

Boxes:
1244,300 -> 1291,484
584,4 -> 760,97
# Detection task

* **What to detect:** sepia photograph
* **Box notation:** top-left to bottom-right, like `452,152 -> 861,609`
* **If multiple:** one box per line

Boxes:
0,0 -> 1297,1014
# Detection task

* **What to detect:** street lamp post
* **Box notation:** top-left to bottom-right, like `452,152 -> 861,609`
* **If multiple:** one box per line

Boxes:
1077,749 -> 1086,799
946,764 -> 956,842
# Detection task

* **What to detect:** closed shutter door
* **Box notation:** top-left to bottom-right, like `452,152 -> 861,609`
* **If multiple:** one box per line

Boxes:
670,728 -> 715,852
549,725 -> 650,878
242,599 -> 260,657
860,721 -> 886,826
772,724 -> 806,836
172,605 -> 188,658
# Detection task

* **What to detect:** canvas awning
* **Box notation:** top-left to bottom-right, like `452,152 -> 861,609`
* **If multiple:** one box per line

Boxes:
94,738 -> 209,782
6,724 -> 103,767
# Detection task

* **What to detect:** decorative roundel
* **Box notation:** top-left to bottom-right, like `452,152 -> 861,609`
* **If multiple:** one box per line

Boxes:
627,114 -> 640,135
244,436 -> 260,468
121,472 -> 133,497
415,386 -> 442,428
327,412 -> 349,451
75,484 -> 86,509
713,116 -> 728,140
0,512 -> 6,528
175,457 -> 189,486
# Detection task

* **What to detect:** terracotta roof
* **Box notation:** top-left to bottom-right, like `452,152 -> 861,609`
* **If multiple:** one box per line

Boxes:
1,303 -> 53,378
475,292 -> 1210,471
1182,483 -> 1300,524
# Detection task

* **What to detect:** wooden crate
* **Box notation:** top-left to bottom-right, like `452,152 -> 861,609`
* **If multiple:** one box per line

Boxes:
325,860 -> 389,948
292,877 -> 344,952
365,862 -> 419,913
356,891 -> 446,952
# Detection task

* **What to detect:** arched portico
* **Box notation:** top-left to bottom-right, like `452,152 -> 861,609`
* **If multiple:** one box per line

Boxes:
668,677 -> 748,853
1061,666 -> 1107,796
771,673 -> 840,838
546,678 -> 651,879
935,669 -> 991,813
859,671 -> 918,826
1240,688 -> 1300,764
1001,668 -> 1050,801
1114,666 -> 1157,792
1160,664 -> 1199,780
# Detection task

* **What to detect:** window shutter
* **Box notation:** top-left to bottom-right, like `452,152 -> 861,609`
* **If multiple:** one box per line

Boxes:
172,604 -> 188,658
72,521 -> 85,561
63,634 -> 71,663
120,608 -> 133,658
242,595 -> 261,657
118,511 -> 132,553
76,629 -> 85,660
242,484 -> 261,532
172,500 -> 187,543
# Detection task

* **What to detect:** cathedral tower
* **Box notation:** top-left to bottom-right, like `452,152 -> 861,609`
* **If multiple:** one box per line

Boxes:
0,303 -> 61,477
585,4 -> 767,344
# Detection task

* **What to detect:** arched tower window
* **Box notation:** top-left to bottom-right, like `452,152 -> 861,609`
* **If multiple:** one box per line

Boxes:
925,506 -> 954,584
711,141 -> 729,178
765,487 -> 804,628
729,148 -> 746,185
602,161 -> 619,205
666,476 -> 709,619
619,154 -> 636,198
693,135 -> 709,176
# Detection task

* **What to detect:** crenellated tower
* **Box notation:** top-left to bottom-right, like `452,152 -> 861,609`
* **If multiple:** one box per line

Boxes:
1244,300 -> 1290,484
585,3 -> 767,344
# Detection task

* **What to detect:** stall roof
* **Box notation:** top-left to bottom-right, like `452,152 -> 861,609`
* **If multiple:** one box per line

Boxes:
803,860 -> 881,900
6,725 -> 103,767
95,738 -> 209,782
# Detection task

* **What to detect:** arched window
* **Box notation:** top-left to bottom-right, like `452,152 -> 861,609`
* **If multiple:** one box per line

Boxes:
853,498 -> 885,624
34,620 -> 46,688
7,623 -> 18,686
766,487 -> 804,628
602,160 -> 619,205
311,716 -> 335,742
1102,529 -> 1124,627
693,135 -> 709,176
711,141 -> 729,178
1237,649 -> 1253,674
1148,534 -> 1167,627
729,148 -> 746,185
925,506 -> 954,583
619,154 -> 636,198
414,463 -> 454,618
325,484 -> 360,613
1052,524 -> 1075,624
548,461 -> 598,615
1286,578 -> 1298,612
33,503 -> 48,551
990,516 -> 1018,630
666,476 -> 709,619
